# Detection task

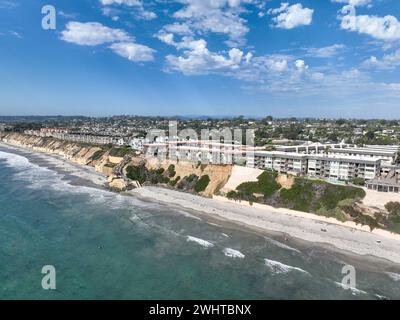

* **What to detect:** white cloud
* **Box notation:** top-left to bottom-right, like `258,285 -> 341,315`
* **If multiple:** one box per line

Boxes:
0,1 -> 18,9
339,5 -> 400,41
363,49 -> 400,69
268,3 -> 314,29
60,22 -> 132,46
332,0 -> 372,7
100,0 -> 140,5
9,30 -> 22,39
163,35 -> 311,86
60,21 -> 155,63
295,59 -> 308,71
305,44 -> 346,58
58,11 -> 78,19
162,23 -> 194,36
165,38 -> 242,74
99,0 -> 157,20
109,42 -> 155,61
157,32 -> 176,46
170,0 -> 255,46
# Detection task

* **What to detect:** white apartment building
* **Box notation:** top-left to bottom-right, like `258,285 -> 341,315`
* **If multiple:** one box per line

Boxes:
328,147 -> 398,165
275,142 -> 354,154
251,151 -> 380,181
250,152 -> 308,175
307,155 -> 380,181
143,140 -> 394,183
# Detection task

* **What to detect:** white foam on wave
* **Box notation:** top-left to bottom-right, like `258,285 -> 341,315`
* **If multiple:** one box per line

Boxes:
264,258 -> 309,275
187,236 -> 214,248
176,210 -> 202,221
0,150 -> 158,210
223,248 -> 245,259
385,272 -> 400,282
264,237 -> 301,254
334,282 -> 368,296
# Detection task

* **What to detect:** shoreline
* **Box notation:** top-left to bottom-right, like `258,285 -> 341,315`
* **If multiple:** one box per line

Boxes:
130,186 -> 400,265
2,140 -> 400,266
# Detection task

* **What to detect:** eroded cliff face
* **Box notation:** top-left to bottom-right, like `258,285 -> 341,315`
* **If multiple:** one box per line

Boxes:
134,157 -> 233,197
0,133 -> 235,195
0,133 -> 115,176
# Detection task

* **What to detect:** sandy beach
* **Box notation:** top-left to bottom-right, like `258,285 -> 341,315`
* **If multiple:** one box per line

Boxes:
2,141 -> 400,266
130,186 -> 400,265
0,142 -> 108,187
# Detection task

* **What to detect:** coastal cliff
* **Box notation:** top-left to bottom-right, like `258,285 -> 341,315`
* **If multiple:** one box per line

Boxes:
1,132 -> 399,234
0,132 -> 119,178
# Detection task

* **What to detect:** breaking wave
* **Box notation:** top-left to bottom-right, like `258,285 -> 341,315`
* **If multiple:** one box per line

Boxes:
223,248 -> 245,259
334,282 -> 368,296
385,272 -> 400,282
264,237 -> 301,254
0,150 -> 157,210
264,258 -> 309,275
186,236 -> 214,248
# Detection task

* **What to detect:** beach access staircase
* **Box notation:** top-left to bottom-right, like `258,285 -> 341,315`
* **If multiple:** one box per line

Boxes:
113,154 -> 133,177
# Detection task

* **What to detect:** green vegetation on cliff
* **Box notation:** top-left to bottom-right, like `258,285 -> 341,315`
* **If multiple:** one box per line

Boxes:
226,172 -> 383,230
167,164 -> 176,178
126,164 -> 170,185
384,202 -> 400,233
109,146 -> 132,157
90,149 -> 105,161
227,171 -> 280,202
194,175 -> 210,193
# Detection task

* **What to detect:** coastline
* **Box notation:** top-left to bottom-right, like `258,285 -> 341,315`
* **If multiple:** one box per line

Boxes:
0,141 -> 108,188
130,186 -> 400,265
1,140 -> 400,265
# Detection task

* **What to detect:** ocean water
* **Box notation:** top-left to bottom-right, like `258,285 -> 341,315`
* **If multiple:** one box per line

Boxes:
0,146 -> 399,300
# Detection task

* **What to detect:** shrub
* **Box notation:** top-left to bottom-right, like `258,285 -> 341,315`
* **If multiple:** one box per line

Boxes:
167,164 -> 176,178
90,150 -> 104,161
385,201 -> 400,217
279,178 -> 314,212
194,175 -> 210,193
169,176 -> 181,187
354,214 -> 380,231
227,191 -> 238,199
351,177 -> 365,186
236,171 -> 281,200
319,184 -> 365,210
177,174 -> 199,190
126,165 -> 148,184
109,146 -> 132,157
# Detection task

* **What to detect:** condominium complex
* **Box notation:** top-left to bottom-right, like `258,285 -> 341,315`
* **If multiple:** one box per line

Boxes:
145,140 -> 399,187
250,151 -> 381,181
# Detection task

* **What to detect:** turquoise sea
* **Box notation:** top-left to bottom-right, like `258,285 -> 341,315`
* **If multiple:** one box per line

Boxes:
0,145 -> 399,299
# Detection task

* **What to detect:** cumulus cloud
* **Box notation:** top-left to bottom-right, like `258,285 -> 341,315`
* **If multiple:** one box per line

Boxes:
168,0 -> 256,46
99,0 -> 157,20
305,44 -> 346,58
339,5 -> 400,41
161,23 -> 194,36
109,42 -> 155,61
268,3 -> 314,29
164,37 -> 247,75
60,21 -> 155,63
60,22 -> 132,45
161,34 -> 315,91
332,0 -> 372,7
363,50 -> 400,70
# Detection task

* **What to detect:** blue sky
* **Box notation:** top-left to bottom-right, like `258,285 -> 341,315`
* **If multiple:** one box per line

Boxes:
1,0 -> 400,118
